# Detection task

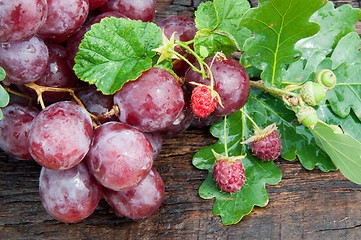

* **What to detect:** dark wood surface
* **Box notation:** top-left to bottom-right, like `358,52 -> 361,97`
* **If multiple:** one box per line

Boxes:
1,0 -> 361,239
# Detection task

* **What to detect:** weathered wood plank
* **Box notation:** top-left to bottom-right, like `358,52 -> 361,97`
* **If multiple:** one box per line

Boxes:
1,0 -> 361,239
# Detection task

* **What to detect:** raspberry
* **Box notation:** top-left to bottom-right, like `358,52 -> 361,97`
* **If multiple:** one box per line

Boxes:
242,123 -> 282,161
213,159 -> 246,193
250,130 -> 282,161
191,86 -> 218,118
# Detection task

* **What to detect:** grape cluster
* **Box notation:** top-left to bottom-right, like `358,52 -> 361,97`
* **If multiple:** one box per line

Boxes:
0,0 -> 252,223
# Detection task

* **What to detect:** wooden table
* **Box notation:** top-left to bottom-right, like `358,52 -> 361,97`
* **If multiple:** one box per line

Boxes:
1,0 -> 361,239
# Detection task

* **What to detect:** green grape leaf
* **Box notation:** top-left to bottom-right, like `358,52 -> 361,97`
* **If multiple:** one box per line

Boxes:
312,121 -> 361,184
74,17 -> 162,95
0,66 -> 9,119
246,89 -> 336,172
241,0 -> 326,86
326,32 -> 361,119
193,111 -> 282,225
296,2 -> 361,59
194,0 -> 251,57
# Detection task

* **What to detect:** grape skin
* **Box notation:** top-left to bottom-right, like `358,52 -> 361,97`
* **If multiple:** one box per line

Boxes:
76,86 -> 118,123
0,0 -> 48,43
27,101 -> 93,170
86,122 -> 154,191
39,162 -> 102,223
20,42 -> 80,103
100,0 -> 155,22
185,57 -> 250,116
143,132 -> 163,159
103,167 -> 165,220
0,36 -> 49,85
0,103 -> 39,160
38,0 -> 90,43
114,67 -> 185,132
156,16 -> 197,76
89,0 -> 107,10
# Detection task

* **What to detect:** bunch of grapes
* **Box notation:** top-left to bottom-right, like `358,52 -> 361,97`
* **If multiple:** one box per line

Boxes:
0,0 -> 251,223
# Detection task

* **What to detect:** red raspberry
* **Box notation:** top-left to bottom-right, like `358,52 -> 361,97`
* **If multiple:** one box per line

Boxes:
213,159 -> 245,193
250,130 -> 281,161
191,86 -> 217,118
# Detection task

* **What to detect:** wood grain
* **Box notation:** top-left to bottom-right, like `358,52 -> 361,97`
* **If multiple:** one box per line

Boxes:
1,0 -> 361,239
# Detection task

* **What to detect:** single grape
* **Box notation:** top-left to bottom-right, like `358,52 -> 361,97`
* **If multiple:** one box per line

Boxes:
89,0 -> 107,10
114,67 -> 185,132
0,36 -> 49,85
86,122 -> 154,191
66,12 -> 127,69
0,0 -> 47,43
155,87 -> 193,138
103,167 -> 165,220
0,103 -> 39,160
20,42 -> 80,103
143,132 -> 163,159
185,57 -> 250,116
76,86 -> 118,123
100,0 -> 155,22
155,16 -> 197,76
38,0 -> 89,43
39,162 -> 102,223
27,101 -> 93,170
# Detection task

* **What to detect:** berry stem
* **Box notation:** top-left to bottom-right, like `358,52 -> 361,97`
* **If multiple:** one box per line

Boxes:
223,115 -> 229,158
240,108 -> 262,135
250,80 -> 300,99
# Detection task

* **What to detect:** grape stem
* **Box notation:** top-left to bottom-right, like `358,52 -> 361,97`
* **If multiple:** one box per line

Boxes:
2,85 -> 35,104
23,82 -> 119,127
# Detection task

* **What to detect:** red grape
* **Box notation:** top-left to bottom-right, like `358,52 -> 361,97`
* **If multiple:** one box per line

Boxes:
0,36 -> 49,85
185,57 -> 250,116
0,103 -> 39,160
39,162 -> 102,223
100,0 -> 155,22
76,86 -> 118,123
143,132 -> 163,159
0,0 -> 47,43
86,122 -> 154,191
103,167 -> 165,220
38,0 -> 89,43
114,67 -> 185,132
27,101 -> 93,170
156,16 -> 197,76
89,0 -> 107,10
20,42 -> 80,103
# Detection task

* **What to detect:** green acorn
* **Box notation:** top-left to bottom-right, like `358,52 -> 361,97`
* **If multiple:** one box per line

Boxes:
299,81 -> 326,106
315,69 -> 336,90
296,106 -> 318,128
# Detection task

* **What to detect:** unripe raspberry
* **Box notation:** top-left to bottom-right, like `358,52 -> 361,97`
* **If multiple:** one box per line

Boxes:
300,81 -> 325,106
191,86 -> 218,118
296,106 -> 318,127
316,69 -> 336,90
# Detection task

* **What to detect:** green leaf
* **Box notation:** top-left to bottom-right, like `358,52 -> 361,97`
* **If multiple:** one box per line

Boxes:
317,105 -> 361,144
199,153 -> 281,225
296,2 -> 361,59
0,66 -> 9,119
326,32 -> 361,119
246,89 -> 336,171
194,0 -> 251,57
241,0 -> 326,86
312,121 -> 361,184
74,17 -> 162,95
193,112 -> 282,225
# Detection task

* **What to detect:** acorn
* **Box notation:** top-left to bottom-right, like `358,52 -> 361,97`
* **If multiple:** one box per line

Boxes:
299,81 -> 326,106
296,106 -> 318,128
315,69 -> 336,90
